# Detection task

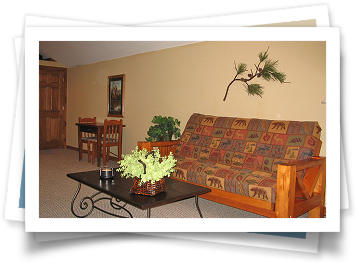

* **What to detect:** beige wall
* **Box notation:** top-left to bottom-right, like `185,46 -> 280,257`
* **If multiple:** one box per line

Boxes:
67,41 -> 326,157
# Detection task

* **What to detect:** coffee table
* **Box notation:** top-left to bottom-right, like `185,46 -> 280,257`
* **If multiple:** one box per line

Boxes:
67,169 -> 211,218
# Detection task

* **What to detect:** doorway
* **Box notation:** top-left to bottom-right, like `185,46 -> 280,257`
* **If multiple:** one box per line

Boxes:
39,65 -> 67,149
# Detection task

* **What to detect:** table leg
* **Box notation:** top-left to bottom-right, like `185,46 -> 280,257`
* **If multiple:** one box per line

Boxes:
71,183 -> 95,218
97,127 -> 102,167
78,126 -> 82,161
71,183 -> 82,217
147,208 -> 151,218
71,182 -> 134,218
195,195 -> 203,218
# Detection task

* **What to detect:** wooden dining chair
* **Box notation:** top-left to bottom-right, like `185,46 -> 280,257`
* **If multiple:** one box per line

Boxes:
78,117 -> 97,163
91,119 -> 123,166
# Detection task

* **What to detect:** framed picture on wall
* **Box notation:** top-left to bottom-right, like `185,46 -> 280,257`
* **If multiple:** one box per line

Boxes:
107,74 -> 125,117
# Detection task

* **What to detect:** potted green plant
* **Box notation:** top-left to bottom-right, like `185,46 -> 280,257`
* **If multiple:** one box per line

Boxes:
117,147 -> 177,196
145,115 -> 181,142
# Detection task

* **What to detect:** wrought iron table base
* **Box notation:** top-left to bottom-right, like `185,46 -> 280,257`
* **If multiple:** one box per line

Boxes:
71,183 -> 133,218
71,183 -> 204,218
195,195 -> 204,218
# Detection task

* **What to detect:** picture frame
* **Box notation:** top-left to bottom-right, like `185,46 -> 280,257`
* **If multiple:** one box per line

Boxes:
107,74 -> 125,117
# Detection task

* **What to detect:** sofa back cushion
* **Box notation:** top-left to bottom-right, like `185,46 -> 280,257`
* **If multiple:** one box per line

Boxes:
175,113 -> 322,175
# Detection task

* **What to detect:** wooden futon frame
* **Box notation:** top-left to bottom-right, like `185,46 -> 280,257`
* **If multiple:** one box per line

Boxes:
138,140 -> 326,218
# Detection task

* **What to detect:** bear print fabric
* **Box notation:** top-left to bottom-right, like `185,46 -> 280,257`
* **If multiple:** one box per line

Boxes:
172,113 -> 322,203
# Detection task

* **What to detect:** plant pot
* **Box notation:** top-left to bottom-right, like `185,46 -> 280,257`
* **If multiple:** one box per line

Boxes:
130,177 -> 167,196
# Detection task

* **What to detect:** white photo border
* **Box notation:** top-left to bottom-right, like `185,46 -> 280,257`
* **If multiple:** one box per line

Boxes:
25,26 -> 340,232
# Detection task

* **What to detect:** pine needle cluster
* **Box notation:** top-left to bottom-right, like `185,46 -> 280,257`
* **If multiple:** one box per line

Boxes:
223,47 -> 288,101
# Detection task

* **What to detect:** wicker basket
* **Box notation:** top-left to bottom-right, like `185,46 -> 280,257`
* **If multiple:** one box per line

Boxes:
130,177 -> 167,196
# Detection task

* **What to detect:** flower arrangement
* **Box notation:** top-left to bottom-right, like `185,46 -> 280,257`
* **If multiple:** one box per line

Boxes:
117,147 -> 177,185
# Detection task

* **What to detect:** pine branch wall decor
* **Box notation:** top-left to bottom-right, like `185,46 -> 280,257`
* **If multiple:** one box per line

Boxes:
223,47 -> 289,101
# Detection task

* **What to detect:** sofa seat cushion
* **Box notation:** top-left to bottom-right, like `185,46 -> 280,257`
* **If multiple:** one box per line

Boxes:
172,156 -> 278,203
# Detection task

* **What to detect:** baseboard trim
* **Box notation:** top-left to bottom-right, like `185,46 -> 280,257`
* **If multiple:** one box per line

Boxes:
66,145 -> 78,151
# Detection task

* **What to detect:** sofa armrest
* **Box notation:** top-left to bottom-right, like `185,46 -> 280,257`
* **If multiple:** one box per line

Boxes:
137,140 -> 179,157
280,156 -> 326,171
275,156 -> 326,218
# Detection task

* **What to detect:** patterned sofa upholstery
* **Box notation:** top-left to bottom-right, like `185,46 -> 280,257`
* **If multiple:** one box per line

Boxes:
172,113 -> 322,204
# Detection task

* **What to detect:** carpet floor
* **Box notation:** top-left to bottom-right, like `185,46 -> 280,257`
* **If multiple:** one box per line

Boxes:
39,148 -> 307,218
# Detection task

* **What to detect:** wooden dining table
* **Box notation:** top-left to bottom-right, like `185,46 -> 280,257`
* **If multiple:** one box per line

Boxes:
75,122 -> 125,167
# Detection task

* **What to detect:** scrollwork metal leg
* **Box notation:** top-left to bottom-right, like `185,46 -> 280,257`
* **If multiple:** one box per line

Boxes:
195,195 -> 203,218
71,183 -> 133,218
71,183 -> 96,218
110,198 -> 133,218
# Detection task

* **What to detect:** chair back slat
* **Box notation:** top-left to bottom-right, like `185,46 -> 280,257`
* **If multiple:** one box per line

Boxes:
78,117 -> 97,138
103,119 -> 123,146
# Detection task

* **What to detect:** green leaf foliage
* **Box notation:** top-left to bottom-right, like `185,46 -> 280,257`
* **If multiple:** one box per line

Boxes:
145,115 -> 181,142
246,84 -> 264,97
235,62 -> 247,75
117,147 -> 177,184
261,59 -> 286,83
258,49 -> 269,62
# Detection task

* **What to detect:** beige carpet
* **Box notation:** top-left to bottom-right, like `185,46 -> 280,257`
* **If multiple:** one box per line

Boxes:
39,148 -> 307,218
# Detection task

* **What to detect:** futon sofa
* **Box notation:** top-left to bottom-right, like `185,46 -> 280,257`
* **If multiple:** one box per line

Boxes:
139,113 -> 326,218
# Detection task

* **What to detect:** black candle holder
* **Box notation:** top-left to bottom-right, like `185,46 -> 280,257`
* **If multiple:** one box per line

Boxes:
100,167 -> 114,180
